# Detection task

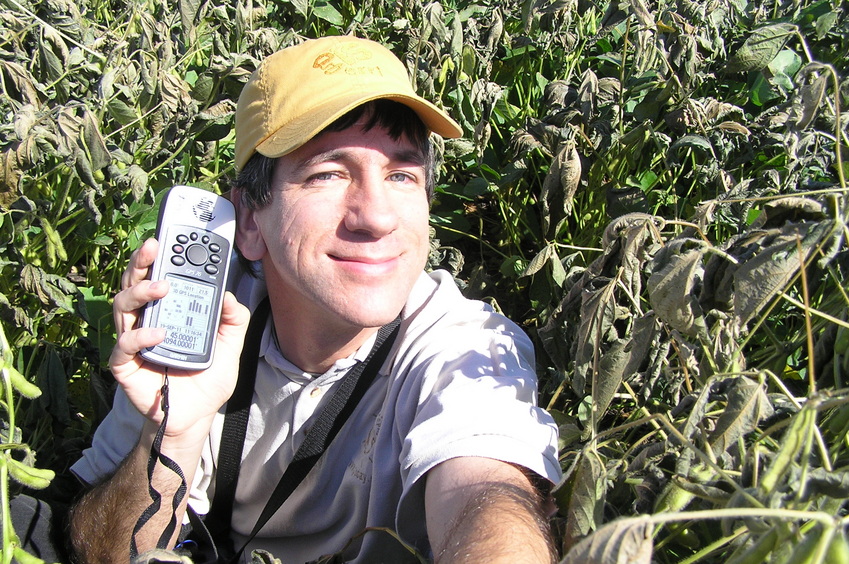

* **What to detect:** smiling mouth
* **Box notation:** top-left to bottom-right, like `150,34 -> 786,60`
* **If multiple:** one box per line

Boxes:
329,254 -> 400,273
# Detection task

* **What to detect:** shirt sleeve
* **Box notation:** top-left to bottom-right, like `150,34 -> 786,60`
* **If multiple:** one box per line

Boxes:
70,387 -> 216,516
395,305 -> 562,541
70,387 -> 145,485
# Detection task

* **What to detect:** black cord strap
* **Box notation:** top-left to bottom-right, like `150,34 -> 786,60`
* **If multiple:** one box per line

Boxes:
130,368 -> 189,557
129,297 -> 401,563
230,316 -> 401,562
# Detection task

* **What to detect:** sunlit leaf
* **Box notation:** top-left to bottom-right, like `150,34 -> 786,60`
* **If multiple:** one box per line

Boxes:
561,515 -> 653,564
733,221 -> 834,326
560,449 -> 606,549
726,23 -> 798,73
648,247 -> 707,338
708,377 -> 774,456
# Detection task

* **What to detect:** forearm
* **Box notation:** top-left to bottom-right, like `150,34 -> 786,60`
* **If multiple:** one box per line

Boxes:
432,480 -> 555,564
426,457 -> 556,564
69,423 -> 203,564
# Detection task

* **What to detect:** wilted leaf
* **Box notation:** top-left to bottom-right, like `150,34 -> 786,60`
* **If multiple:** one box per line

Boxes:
648,247 -> 707,338
560,449 -> 607,549
1,149 -> 21,199
726,23 -> 797,73
38,38 -> 64,83
803,466 -> 849,500
733,221 -> 834,326
541,141 -> 581,235
125,164 -> 150,202
666,134 -> 715,164
573,278 -> 618,396
36,346 -> 71,426
21,263 -> 77,314
578,69 -> 599,123
80,109 -> 111,171
561,515 -> 653,564
592,337 -> 629,419
179,0 -> 201,42
790,65 -> 829,130
422,2 -> 449,43
0,60 -> 39,105
13,104 -> 38,140
708,377 -> 774,456
524,244 -> 553,277
107,97 -> 138,125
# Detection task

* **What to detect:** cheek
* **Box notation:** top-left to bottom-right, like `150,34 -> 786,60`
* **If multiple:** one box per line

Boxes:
404,194 -> 431,230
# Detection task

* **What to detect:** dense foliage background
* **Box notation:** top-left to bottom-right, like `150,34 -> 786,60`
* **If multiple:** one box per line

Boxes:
1,0 -> 848,561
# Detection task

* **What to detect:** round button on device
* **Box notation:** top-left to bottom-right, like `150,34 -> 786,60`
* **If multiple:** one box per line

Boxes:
171,256 -> 186,266
186,244 -> 209,266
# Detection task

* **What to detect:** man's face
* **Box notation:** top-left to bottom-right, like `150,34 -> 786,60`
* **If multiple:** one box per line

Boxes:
237,122 -> 431,331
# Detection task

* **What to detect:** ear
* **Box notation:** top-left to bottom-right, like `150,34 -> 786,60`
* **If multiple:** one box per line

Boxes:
232,187 -> 267,261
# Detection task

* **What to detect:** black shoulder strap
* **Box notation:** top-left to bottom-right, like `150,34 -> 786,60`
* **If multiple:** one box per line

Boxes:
240,317 -> 401,550
201,297 -> 271,542
201,298 -> 401,563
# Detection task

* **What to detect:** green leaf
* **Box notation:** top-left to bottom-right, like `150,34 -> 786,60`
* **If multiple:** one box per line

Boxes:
708,377 -> 774,456
37,346 -> 71,426
289,0 -> 309,18
559,449 -> 607,549
726,23 -> 798,73
561,515 -> 653,564
80,109 -> 111,171
313,1 -> 344,25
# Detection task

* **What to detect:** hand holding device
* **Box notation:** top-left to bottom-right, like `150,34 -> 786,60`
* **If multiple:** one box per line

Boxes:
139,185 -> 236,370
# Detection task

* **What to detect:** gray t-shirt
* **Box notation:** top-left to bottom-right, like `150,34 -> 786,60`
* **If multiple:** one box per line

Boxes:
72,268 -> 562,563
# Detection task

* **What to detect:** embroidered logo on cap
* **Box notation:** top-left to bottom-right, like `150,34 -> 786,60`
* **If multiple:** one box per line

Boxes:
313,43 -> 384,77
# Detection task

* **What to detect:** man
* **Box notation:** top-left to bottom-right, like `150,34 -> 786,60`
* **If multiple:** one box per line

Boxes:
69,36 -> 561,563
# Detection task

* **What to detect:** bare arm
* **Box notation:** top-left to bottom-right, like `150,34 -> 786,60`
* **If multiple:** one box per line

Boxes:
68,423 -> 198,563
68,239 -> 250,563
425,457 -> 556,564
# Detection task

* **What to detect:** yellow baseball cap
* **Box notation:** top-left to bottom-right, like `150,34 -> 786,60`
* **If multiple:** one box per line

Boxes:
234,36 -> 463,171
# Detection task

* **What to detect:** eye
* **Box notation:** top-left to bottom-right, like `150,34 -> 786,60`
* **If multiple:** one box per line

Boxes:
388,172 -> 414,183
389,168 -> 426,187
304,170 -> 344,186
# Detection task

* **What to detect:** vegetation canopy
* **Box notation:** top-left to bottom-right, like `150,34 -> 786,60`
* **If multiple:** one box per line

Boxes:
0,0 -> 847,561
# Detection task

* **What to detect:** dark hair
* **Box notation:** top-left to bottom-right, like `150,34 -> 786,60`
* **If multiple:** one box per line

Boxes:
235,99 -> 436,209
233,99 -> 436,274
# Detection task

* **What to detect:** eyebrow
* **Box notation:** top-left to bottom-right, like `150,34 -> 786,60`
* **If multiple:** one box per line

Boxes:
295,147 -> 427,172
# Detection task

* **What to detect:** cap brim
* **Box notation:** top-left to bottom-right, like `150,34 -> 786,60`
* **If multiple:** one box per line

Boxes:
255,92 -> 463,160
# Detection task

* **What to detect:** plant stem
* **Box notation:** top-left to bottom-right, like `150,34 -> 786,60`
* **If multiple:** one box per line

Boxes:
0,323 -> 17,564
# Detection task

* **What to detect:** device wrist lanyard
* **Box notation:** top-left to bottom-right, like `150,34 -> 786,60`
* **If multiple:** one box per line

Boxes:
131,296 -> 402,563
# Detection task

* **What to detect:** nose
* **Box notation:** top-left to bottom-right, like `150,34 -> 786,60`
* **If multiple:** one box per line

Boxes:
343,175 -> 400,238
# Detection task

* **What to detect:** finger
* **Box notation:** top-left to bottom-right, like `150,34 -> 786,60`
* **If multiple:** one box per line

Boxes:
215,293 -> 251,347
113,279 -> 170,335
122,238 -> 160,290
109,326 -> 166,378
